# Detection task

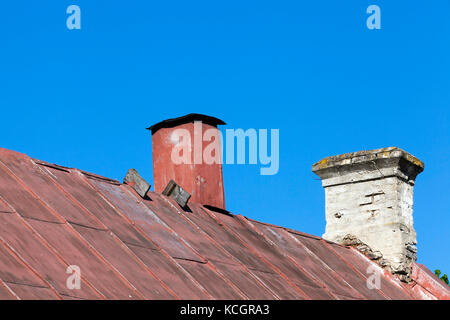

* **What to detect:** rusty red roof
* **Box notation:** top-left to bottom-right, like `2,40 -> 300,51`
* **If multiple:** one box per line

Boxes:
0,147 -> 448,300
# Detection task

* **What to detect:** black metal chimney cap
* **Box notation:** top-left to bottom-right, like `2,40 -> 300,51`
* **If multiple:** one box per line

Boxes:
147,113 -> 226,134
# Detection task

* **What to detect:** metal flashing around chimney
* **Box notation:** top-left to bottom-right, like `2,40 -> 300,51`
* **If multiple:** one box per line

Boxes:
123,169 -> 151,198
162,179 -> 191,208
312,147 -> 424,282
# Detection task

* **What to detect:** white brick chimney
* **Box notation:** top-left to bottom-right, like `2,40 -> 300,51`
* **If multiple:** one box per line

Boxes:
312,147 -> 424,281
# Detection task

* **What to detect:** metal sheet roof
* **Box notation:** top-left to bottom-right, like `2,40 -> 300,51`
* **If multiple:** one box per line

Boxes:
0,147 -> 448,300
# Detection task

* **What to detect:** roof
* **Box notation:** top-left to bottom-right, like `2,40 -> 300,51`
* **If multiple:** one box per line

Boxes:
147,113 -> 226,134
0,147 -> 448,300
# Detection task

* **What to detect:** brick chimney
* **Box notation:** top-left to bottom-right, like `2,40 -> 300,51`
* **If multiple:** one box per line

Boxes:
148,114 -> 226,209
312,147 -> 424,281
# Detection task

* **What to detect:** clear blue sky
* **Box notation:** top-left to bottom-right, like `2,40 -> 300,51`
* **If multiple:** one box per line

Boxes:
1,1 -> 449,274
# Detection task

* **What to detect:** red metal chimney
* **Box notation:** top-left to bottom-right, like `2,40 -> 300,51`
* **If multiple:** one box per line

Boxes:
148,114 -> 226,209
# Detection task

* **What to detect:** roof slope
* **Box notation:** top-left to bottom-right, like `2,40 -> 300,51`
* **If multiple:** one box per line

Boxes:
0,147 -> 448,300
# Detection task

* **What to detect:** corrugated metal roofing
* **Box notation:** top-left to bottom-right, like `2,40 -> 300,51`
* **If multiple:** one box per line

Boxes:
0,147 -> 448,300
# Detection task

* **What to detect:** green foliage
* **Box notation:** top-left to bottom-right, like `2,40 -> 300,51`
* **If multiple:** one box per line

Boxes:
434,270 -> 450,285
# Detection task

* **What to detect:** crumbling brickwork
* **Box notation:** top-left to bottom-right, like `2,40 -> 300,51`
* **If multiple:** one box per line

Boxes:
313,147 -> 424,281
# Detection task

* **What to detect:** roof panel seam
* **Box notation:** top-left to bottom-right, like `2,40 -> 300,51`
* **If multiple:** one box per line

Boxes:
61,221 -> 148,299
201,206 -> 311,300
350,247 -> 416,299
322,241 -> 392,300
241,216 -> 341,299
247,218 -> 322,241
122,186 -> 209,262
105,226 -> 181,299
7,211 -> 106,299
34,161 -> 71,173
140,194 -> 281,300
80,176 -> 213,299
0,160 -> 65,223
0,278 -> 19,300
124,188 -> 249,299
411,282 -> 439,300
284,230 -> 366,299
0,232 -> 62,299
1,162 -> 148,299
36,164 -> 112,230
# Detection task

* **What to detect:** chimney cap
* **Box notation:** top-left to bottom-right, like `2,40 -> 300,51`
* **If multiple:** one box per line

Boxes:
147,113 -> 226,134
312,147 -> 424,173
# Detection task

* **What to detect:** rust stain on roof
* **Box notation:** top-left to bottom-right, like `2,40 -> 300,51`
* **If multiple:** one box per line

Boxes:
0,147 -> 448,300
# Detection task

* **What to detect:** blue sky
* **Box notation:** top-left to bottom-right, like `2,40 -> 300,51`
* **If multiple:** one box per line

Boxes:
1,1 -> 449,274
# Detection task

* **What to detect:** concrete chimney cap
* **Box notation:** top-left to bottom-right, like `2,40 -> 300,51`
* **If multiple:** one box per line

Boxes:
147,113 -> 226,134
312,147 -> 424,173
